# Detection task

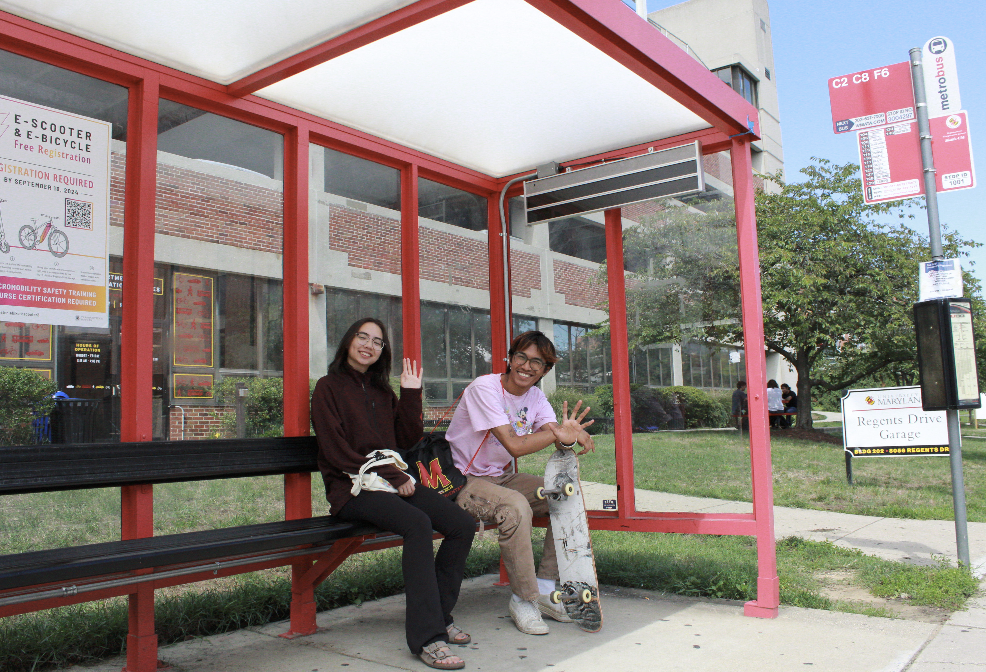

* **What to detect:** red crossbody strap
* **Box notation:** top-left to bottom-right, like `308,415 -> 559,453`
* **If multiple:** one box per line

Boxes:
428,389 -> 467,435
463,429 -> 490,474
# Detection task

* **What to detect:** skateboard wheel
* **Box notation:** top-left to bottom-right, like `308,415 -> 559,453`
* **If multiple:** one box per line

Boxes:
581,588 -> 593,604
563,482 -> 575,496
535,486 -> 545,500
549,590 -> 562,604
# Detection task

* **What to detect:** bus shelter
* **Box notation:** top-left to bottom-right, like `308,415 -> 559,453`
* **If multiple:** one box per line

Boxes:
0,0 -> 779,668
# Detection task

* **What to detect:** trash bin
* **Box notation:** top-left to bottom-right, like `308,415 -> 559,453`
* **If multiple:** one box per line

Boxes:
50,398 -> 102,444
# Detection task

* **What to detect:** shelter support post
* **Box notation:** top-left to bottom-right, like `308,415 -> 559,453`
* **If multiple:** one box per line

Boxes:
605,208 -> 636,515
121,73 -> 161,672
488,194 -> 509,371
730,137 -> 779,618
283,125 -> 318,637
401,164 -> 422,364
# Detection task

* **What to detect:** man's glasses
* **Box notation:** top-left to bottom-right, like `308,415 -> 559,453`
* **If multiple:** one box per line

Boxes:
511,352 -> 545,372
355,332 -> 385,351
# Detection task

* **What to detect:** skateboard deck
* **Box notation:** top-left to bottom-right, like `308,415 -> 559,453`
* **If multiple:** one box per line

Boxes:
540,447 -> 602,633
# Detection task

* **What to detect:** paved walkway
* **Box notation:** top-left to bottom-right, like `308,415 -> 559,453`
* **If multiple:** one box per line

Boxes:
70,489 -> 986,672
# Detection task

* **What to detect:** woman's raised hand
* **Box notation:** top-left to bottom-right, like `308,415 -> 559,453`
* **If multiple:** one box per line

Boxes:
400,358 -> 423,389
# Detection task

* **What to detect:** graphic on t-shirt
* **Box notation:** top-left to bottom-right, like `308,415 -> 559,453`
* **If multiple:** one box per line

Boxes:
507,405 -> 532,436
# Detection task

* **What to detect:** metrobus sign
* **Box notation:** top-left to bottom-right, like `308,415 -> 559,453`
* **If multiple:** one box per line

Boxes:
829,62 -> 915,134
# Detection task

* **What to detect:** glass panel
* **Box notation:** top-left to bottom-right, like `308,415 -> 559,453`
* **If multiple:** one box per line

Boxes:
513,202 -> 613,503
421,303 -> 447,388
418,178 -> 487,231
324,148 -> 400,211
549,217 -> 606,263
419,179 -> 490,408
0,51 -> 127,552
157,100 -> 284,463
622,150 -> 749,513
312,144 -> 403,388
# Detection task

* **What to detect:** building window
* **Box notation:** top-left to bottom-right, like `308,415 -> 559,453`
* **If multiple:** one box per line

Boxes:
422,303 -> 492,403
419,179 -> 487,231
324,288 -> 403,378
553,321 -> 609,391
714,65 -> 758,107
324,148 -> 400,211
549,217 -> 606,263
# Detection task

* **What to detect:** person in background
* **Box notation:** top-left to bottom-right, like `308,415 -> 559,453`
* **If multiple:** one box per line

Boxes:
766,379 -> 786,428
312,318 -> 475,670
446,331 -> 595,636
731,380 -> 748,432
781,383 -> 798,426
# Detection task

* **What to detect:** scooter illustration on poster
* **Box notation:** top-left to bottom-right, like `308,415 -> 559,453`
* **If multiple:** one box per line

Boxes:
0,198 -> 10,254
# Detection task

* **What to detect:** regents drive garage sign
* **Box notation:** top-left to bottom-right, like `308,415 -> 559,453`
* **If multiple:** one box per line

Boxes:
842,386 -> 948,457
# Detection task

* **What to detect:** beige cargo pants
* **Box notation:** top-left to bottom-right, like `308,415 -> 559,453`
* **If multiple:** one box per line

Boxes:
456,472 -> 558,602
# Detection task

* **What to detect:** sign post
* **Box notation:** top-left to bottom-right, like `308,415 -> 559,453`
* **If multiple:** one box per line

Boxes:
910,38 -> 971,569
828,37 -> 974,568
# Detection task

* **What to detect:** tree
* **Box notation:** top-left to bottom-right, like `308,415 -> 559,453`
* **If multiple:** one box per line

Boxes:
612,158 -> 984,429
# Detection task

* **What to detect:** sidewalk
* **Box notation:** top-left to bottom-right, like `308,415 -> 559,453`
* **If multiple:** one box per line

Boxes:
69,489 -> 986,672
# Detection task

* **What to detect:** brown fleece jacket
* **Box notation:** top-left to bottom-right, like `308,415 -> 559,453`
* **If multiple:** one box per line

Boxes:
311,363 -> 423,515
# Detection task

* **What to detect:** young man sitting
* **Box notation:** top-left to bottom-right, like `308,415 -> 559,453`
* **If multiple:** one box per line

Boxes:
446,331 -> 595,635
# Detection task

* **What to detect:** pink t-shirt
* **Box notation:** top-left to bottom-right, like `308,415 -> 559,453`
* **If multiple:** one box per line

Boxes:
447,373 -> 557,478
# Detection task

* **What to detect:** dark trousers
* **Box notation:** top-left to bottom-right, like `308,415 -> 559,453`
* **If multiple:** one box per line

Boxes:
336,486 -> 476,654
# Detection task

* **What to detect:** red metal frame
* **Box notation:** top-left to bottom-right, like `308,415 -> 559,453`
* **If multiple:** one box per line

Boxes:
605,208 -> 636,515
730,136 -> 779,617
401,164 -> 423,364
0,3 -> 779,668
227,0 -> 476,97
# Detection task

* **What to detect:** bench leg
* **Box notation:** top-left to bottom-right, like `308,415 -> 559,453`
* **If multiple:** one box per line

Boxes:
123,583 -> 159,672
283,559 -> 318,639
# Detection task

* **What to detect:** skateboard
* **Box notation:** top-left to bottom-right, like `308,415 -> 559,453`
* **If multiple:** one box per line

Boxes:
537,448 -> 602,633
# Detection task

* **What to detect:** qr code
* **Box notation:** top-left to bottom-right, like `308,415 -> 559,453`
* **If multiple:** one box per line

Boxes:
64,198 -> 93,230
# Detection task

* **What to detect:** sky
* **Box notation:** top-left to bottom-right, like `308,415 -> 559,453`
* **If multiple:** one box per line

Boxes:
634,0 -> 986,285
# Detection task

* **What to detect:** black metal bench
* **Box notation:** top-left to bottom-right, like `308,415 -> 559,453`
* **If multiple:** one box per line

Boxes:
0,436 -> 408,670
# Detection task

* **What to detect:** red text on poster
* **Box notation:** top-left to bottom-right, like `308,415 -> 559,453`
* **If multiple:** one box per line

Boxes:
0,322 -> 52,360
173,373 -> 213,399
173,273 -> 213,367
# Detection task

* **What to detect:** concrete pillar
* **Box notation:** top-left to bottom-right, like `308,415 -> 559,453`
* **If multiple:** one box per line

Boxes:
308,144 -> 329,379
671,343 -> 683,386
539,316 -> 557,395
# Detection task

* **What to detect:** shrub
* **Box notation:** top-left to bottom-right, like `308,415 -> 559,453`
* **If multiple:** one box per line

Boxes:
213,377 -> 318,438
650,386 -> 730,429
0,367 -> 57,444
547,386 -> 604,434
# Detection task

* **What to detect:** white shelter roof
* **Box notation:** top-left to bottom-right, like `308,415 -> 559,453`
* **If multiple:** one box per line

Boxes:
0,0 -> 759,178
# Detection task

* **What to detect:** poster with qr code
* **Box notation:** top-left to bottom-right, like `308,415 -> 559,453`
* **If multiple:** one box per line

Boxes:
0,94 -> 110,328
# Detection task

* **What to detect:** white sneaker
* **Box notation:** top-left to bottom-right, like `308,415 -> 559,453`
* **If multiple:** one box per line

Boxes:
508,597 -> 549,635
536,594 -> 573,623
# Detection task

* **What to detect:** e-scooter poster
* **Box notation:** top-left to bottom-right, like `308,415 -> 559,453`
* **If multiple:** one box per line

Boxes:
0,95 -> 110,329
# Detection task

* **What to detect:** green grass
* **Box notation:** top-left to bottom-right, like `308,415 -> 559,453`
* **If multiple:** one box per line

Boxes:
519,431 -> 986,521
3,432 -> 985,671
2,530 -> 977,672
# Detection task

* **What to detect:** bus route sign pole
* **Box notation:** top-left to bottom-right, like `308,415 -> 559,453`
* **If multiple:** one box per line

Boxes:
909,45 -> 971,569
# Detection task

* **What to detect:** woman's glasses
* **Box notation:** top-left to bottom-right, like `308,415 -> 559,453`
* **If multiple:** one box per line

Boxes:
355,332 -> 385,351
511,352 -> 545,371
